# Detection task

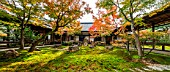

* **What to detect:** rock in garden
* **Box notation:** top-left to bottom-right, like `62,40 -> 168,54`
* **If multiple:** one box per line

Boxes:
68,45 -> 79,52
3,49 -> 19,58
35,48 -> 41,51
83,42 -> 88,46
53,44 -> 61,48
78,41 -> 82,46
105,46 -> 113,50
89,45 -> 94,48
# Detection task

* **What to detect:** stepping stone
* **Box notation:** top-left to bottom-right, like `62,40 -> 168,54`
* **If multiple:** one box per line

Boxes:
129,69 -> 136,72
157,65 -> 169,70
147,66 -> 163,71
113,69 -> 118,72
134,68 -> 145,72
162,65 -> 170,70
136,65 -> 170,72
142,67 -> 152,71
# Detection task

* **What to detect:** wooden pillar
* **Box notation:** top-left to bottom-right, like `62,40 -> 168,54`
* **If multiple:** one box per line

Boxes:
137,26 -> 140,35
112,36 -> 114,42
66,33 -> 68,41
127,41 -> 130,51
7,26 -> 10,48
162,45 -> 165,51
50,33 -> 52,43
152,24 -> 155,49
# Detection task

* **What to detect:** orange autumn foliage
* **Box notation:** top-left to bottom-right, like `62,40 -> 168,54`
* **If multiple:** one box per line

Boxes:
89,6 -> 120,37
56,21 -> 82,35
44,0 -> 92,31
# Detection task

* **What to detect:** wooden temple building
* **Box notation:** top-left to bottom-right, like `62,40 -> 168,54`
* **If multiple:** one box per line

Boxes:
28,22 -> 115,45
142,2 -> 170,51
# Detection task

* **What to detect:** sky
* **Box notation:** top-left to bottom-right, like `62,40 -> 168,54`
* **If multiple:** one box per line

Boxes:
43,0 -> 98,22
78,0 -> 157,23
79,0 -> 98,22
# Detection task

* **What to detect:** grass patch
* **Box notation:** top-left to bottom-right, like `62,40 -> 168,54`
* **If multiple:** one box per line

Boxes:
145,53 -> 170,65
0,46 -> 169,71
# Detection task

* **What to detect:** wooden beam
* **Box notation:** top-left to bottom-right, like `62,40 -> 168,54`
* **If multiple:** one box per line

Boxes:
162,45 -> 165,51
152,23 -> 155,49
152,23 -> 155,32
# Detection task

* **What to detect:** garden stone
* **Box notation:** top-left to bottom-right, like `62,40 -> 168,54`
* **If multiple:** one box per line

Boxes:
78,41 -> 82,46
94,41 -> 99,46
105,46 -> 113,50
89,45 -> 94,48
89,41 -> 95,48
83,38 -> 89,46
3,49 -> 19,58
83,42 -> 88,46
35,48 -> 41,51
68,45 -> 79,52
53,44 -> 61,48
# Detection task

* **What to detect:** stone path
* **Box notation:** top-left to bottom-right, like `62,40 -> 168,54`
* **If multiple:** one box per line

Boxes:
129,47 -> 170,56
145,49 -> 170,56
126,48 -> 170,72
127,64 -> 170,72
0,45 -> 54,51
55,47 -> 69,51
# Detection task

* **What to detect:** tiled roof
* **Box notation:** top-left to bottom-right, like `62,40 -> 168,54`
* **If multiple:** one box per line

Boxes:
81,22 -> 93,31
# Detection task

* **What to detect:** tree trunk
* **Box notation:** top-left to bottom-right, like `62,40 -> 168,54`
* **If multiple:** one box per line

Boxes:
60,35 -> 62,45
28,32 -> 51,52
28,37 -> 44,52
28,26 -> 59,52
20,26 -> 24,49
7,26 -> 10,48
126,41 -> 129,51
131,21 -> 143,57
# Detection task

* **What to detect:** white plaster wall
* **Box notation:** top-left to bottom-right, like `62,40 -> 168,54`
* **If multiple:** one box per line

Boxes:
90,37 -> 94,42
75,36 -> 79,41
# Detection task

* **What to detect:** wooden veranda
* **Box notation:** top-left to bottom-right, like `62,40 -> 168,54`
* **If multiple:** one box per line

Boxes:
142,2 -> 170,51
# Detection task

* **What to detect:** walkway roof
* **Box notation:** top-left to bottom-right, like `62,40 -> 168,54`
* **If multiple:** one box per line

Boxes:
143,2 -> 170,27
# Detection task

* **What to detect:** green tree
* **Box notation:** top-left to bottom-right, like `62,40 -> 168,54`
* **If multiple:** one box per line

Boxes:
96,0 -> 169,57
0,0 -> 45,49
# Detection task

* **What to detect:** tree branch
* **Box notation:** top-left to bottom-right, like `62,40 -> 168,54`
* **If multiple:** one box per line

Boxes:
129,0 -> 134,20
54,12 -> 66,31
132,1 -> 140,13
25,5 -> 33,25
11,0 -> 16,9
134,14 -> 142,19
112,1 -> 131,22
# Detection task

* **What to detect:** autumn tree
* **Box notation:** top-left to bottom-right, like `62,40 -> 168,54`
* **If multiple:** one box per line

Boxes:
96,0 -> 169,57
56,21 -> 82,44
89,6 -> 119,38
65,21 -> 82,35
28,0 -> 92,52
0,0 -> 45,49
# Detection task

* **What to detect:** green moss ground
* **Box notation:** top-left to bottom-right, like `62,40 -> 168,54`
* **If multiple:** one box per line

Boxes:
0,46 -> 170,72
